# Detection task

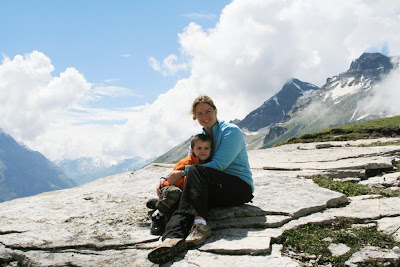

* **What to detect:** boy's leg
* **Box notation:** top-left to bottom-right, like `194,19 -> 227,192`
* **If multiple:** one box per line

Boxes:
150,186 -> 182,236
156,186 -> 182,217
161,166 -> 208,240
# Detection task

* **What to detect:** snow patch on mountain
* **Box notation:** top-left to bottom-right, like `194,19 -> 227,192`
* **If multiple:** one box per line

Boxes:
242,125 -> 271,135
273,96 -> 279,106
327,79 -> 363,101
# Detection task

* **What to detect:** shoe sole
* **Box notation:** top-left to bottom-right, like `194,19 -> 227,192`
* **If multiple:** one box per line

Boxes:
150,229 -> 164,236
150,220 -> 165,236
148,239 -> 187,264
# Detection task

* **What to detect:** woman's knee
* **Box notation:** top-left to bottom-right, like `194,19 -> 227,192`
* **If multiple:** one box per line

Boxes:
187,164 -> 205,179
186,164 -> 209,187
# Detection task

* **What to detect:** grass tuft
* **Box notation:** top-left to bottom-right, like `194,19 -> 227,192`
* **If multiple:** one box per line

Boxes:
282,218 -> 400,265
310,176 -> 400,197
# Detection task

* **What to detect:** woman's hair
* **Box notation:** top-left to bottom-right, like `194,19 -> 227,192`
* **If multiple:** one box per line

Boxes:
190,133 -> 212,148
190,95 -> 217,120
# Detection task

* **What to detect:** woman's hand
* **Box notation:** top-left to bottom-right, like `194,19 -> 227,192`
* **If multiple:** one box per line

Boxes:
167,170 -> 182,186
156,178 -> 165,197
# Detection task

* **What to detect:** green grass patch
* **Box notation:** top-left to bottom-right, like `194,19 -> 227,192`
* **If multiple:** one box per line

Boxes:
282,218 -> 400,265
275,115 -> 400,146
356,140 -> 400,147
310,176 -> 400,197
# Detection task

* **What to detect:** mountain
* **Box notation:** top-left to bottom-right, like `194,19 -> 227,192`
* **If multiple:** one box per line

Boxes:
155,52 -> 399,162
152,136 -> 192,164
255,52 -> 398,149
0,129 -> 76,202
56,156 -> 155,185
236,78 -> 319,132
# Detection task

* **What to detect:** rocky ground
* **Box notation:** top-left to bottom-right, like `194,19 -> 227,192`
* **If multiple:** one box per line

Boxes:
1,138 -> 400,266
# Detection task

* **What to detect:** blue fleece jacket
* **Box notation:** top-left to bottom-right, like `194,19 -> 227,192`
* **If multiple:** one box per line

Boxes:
185,120 -> 254,192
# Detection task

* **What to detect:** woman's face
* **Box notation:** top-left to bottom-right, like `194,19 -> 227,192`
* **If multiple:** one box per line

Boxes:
195,102 -> 217,130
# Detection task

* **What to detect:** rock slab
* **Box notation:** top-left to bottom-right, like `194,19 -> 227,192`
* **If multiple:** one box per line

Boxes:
0,138 -> 400,266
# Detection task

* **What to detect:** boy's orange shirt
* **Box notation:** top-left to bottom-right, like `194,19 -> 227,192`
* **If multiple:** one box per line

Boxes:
162,153 -> 200,190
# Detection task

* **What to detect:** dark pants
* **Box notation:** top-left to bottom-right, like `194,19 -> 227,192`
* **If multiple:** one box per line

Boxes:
162,164 -> 253,240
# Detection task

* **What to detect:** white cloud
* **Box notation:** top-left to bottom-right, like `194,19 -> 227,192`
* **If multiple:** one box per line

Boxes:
182,13 -> 218,20
2,0 -> 400,163
148,56 -> 161,71
103,78 -> 119,84
0,51 -> 90,141
90,85 -> 142,100
148,54 -> 190,76
145,0 -> 400,122
360,63 -> 400,116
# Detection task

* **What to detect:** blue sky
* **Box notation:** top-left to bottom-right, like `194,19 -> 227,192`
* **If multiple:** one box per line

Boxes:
1,0 -> 230,109
1,0 -> 400,162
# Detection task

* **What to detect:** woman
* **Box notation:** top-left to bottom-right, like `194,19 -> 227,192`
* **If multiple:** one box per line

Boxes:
148,95 -> 254,264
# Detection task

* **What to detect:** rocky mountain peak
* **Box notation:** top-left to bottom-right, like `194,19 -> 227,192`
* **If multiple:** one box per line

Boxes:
236,78 -> 318,132
347,52 -> 394,79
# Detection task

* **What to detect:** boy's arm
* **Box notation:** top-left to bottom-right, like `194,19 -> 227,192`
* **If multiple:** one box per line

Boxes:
170,154 -> 203,184
156,176 -> 167,197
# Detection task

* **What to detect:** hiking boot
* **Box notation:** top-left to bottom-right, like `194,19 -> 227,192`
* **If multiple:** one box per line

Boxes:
150,215 -> 165,236
146,198 -> 158,209
185,223 -> 211,247
148,238 -> 187,264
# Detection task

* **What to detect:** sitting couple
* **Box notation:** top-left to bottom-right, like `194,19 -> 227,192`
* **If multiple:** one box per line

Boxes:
146,95 -> 254,264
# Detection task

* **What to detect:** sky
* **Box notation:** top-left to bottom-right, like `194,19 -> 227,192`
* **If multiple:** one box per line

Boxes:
1,0 -> 400,163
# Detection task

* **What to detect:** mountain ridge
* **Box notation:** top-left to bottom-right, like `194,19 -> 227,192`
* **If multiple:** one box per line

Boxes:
0,130 -> 76,202
256,52 -> 399,149
237,78 -> 319,132
57,156 -> 155,185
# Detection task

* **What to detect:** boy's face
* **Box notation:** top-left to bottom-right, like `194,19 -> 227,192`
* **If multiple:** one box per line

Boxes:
192,140 -> 211,161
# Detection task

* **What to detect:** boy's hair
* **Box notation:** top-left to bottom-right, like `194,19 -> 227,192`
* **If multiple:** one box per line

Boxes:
190,134 -> 212,148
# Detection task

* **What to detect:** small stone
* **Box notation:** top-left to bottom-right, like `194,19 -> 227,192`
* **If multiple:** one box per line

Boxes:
316,144 -> 336,149
393,246 -> 400,254
364,162 -> 393,170
328,243 -> 351,257
351,223 -> 376,229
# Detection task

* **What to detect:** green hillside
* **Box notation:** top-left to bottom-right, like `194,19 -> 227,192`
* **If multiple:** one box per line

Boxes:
276,115 -> 400,146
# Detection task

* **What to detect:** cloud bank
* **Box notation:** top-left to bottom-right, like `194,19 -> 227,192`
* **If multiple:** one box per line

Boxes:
1,0 -> 400,162
0,51 -> 90,140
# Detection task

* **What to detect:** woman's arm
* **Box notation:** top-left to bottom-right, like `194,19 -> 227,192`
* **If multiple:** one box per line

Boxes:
203,127 -> 244,171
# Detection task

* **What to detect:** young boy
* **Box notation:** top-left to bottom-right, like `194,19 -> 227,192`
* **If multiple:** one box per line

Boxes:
147,133 -> 212,235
